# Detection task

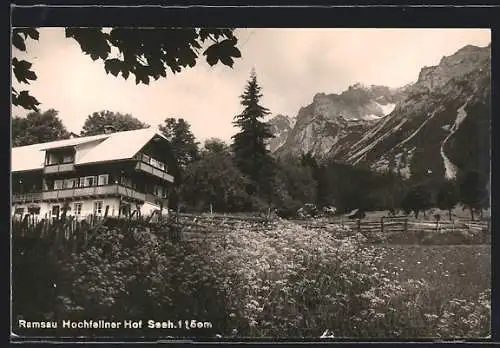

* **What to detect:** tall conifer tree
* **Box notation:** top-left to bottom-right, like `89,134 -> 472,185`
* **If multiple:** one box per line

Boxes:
231,69 -> 275,195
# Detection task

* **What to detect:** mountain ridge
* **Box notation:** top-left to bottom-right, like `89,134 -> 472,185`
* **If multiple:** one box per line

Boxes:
268,43 -> 491,182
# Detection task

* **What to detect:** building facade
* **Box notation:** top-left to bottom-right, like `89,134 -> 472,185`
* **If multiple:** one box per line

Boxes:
11,128 -> 175,221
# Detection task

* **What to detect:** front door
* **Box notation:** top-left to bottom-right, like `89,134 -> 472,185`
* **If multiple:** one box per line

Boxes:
51,205 -> 60,221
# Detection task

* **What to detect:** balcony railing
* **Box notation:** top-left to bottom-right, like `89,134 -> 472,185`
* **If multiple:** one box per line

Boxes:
44,163 -> 76,174
145,193 -> 168,205
135,162 -> 174,183
12,184 -> 146,203
12,192 -> 44,202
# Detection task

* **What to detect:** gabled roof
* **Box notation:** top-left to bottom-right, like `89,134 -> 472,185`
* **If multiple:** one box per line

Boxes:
12,128 -> 169,173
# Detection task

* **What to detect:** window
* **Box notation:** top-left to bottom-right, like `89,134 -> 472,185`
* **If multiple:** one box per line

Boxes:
120,203 -> 131,216
98,174 -> 109,186
154,185 -> 163,197
121,176 -> 132,187
150,158 -> 165,170
54,180 -> 64,190
94,201 -> 103,215
63,178 -> 76,189
62,154 -> 74,163
85,176 -> 95,187
47,153 -> 58,165
14,207 -> 24,215
142,154 -> 151,164
52,205 -> 60,216
74,202 -> 82,215
77,177 -> 84,188
27,206 -> 40,215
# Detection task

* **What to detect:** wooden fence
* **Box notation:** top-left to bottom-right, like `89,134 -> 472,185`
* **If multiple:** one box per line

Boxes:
170,212 -> 274,241
294,215 -> 490,235
11,212 -> 490,247
11,211 -> 274,245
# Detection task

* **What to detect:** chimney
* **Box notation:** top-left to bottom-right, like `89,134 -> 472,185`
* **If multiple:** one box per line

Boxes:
104,125 -> 116,134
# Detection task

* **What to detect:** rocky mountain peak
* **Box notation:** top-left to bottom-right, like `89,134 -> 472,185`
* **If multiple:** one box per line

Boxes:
266,114 -> 296,153
416,43 -> 490,92
270,42 -> 490,182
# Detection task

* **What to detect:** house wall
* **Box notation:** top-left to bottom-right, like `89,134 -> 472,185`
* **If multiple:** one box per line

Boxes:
75,139 -> 107,163
11,197 -> 166,220
141,201 -> 161,217
12,197 -> 122,220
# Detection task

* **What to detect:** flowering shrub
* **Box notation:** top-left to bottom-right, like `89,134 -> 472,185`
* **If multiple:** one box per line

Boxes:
14,218 -> 490,338
55,223 -> 228,335
196,219 -> 490,338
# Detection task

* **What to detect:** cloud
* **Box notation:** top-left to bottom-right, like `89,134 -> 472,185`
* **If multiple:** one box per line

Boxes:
12,28 -> 491,142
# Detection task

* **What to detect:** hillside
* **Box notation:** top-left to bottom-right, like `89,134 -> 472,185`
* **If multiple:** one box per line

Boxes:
270,43 -> 491,182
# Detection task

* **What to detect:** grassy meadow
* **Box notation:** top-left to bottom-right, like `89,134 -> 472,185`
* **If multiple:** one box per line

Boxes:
12,216 -> 491,339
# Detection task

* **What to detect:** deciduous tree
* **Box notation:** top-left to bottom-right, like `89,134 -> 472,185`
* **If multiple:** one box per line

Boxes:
158,118 -> 199,210
80,110 -> 148,136
202,138 -> 230,156
159,118 -> 199,169
401,184 -> 433,219
180,151 -> 251,213
12,28 -> 242,111
12,109 -> 69,146
459,171 -> 488,220
437,180 -> 460,220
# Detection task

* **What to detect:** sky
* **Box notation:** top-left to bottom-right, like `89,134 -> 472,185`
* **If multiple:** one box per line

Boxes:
12,28 -> 491,143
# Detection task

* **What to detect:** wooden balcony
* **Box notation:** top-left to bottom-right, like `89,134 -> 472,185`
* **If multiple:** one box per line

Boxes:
135,162 -> 174,183
145,193 -> 168,206
12,184 -> 146,204
12,192 -> 44,203
43,163 -> 76,175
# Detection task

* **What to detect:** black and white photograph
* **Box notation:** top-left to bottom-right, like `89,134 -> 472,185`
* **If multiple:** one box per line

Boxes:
11,26 -> 491,340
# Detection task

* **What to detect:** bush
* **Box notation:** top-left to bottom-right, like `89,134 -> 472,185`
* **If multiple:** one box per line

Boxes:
54,223 -> 228,335
13,219 -> 490,338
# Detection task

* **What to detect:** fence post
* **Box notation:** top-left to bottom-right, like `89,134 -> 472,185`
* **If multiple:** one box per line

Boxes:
380,217 -> 384,233
404,218 -> 408,233
357,218 -> 361,233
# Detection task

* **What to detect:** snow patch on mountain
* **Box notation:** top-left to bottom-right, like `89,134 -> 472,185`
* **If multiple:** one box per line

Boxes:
394,108 -> 442,149
348,118 -> 408,164
364,114 -> 383,120
376,102 -> 396,116
441,102 -> 469,179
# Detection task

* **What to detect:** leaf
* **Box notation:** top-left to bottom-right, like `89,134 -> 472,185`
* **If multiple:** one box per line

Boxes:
12,32 -> 26,51
66,27 -> 111,61
16,28 -> 40,41
229,45 -> 242,58
203,45 -> 220,66
14,90 -> 40,111
26,28 -> 40,40
104,58 -> 122,77
12,58 -> 37,84
220,56 -> 234,68
25,70 -> 37,81
219,39 -> 242,58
